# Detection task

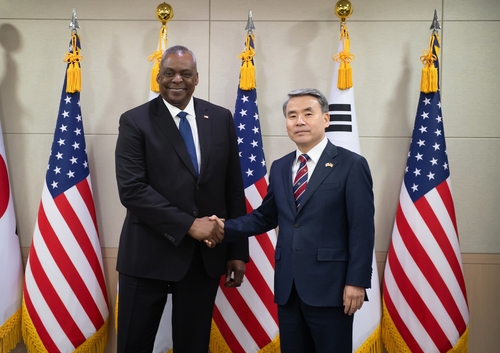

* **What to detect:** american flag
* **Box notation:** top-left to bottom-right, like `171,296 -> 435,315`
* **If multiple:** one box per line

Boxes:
0,121 -> 24,352
382,33 -> 469,353
211,34 -> 280,353
327,37 -> 382,353
22,36 -> 109,353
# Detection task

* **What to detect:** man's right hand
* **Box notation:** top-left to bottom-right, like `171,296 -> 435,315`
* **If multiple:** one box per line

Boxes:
188,217 -> 224,247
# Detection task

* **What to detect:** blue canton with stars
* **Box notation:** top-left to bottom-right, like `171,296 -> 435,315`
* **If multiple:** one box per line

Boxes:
234,87 -> 267,188
404,90 -> 449,203
46,82 -> 89,199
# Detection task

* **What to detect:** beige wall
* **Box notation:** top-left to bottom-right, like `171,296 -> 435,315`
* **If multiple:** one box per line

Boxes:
2,0 -> 499,352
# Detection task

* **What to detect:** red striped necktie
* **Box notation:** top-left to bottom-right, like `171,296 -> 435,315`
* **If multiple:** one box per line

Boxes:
293,154 -> 309,208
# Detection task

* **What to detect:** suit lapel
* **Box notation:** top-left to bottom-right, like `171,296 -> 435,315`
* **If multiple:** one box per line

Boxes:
297,142 -> 338,213
194,98 -> 211,177
151,96 -> 198,177
282,154 -> 297,213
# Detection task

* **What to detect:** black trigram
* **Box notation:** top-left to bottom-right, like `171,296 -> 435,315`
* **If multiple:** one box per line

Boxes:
326,103 -> 352,132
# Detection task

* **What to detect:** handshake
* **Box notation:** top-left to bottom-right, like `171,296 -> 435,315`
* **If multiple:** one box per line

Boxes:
188,215 -> 225,248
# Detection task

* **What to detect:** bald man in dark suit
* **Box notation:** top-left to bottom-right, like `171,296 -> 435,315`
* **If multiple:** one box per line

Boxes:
115,45 -> 248,353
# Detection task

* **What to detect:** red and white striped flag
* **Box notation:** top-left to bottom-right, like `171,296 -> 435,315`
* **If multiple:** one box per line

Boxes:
381,32 -> 469,353
327,31 -> 382,353
0,119 -> 24,353
210,33 -> 280,353
22,34 -> 109,353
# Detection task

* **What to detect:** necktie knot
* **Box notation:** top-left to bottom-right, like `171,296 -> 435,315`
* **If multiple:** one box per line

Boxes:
299,154 -> 309,165
177,111 -> 188,119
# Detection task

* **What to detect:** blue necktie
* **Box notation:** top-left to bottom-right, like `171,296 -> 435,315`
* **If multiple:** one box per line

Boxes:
177,111 -> 199,176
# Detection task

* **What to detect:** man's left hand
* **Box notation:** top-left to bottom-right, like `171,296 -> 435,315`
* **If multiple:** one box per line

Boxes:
224,260 -> 246,288
343,285 -> 365,315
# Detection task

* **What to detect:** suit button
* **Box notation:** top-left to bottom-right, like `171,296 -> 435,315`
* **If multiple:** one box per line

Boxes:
196,186 -> 200,190
294,223 -> 300,228
193,211 -> 198,217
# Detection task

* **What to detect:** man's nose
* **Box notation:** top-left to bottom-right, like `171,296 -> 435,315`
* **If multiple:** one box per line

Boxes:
172,73 -> 182,82
296,115 -> 305,125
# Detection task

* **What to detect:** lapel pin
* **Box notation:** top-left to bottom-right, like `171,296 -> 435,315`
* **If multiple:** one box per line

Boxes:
204,115 -> 209,119
325,162 -> 334,168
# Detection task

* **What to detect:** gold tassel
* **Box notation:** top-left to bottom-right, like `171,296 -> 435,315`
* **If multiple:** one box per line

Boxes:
420,35 -> 439,93
63,33 -> 83,93
238,34 -> 256,90
0,306 -> 22,352
149,25 -> 168,92
333,24 -> 354,90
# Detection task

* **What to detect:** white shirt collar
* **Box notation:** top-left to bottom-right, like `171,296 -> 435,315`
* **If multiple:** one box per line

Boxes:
161,97 -> 196,119
295,137 -> 328,164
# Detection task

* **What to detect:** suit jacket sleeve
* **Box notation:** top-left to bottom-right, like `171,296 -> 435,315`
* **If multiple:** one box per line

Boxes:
344,155 -> 374,288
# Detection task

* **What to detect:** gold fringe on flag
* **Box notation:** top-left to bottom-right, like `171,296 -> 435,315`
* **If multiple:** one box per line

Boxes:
73,319 -> 109,353
0,306 -> 22,353
354,324 -> 383,353
381,299 -> 469,353
381,299 -> 412,353
209,319 -> 280,353
22,297 -> 49,353
22,297 -> 109,353
238,34 -> 256,90
420,34 -> 439,93
148,25 -> 168,93
63,33 -> 83,93
333,24 -> 355,90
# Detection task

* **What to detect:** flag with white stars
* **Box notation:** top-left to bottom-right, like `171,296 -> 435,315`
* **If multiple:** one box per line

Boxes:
212,34 -> 279,353
234,86 -> 266,187
22,35 -> 109,353
46,92 -> 88,198
404,93 -> 449,201
383,32 -> 469,353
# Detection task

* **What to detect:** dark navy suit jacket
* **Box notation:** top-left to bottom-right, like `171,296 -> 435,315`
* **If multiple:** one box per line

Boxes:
224,140 -> 374,306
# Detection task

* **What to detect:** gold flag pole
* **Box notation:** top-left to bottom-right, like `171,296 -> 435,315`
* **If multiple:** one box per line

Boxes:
149,2 -> 174,92
333,0 -> 354,90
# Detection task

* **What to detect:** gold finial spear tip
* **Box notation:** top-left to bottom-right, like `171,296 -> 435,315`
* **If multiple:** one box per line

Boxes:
156,2 -> 174,24
334,0 -> 353,23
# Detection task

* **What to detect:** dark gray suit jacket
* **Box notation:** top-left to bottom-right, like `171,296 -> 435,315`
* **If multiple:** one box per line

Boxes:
115,95 -> 248,281
224,141 -> 374,306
